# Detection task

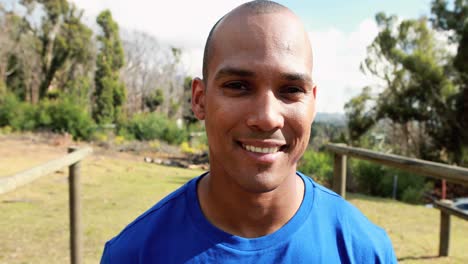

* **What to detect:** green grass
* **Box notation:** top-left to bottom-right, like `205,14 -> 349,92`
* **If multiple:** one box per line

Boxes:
0,156 -> 202,263
349,193 -> 468,263
0,155 -> 467,263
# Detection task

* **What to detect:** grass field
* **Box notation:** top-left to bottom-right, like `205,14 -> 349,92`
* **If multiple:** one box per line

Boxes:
1,140 -> 467,263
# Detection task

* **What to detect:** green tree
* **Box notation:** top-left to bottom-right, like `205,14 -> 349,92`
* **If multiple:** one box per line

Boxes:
23,0 -> 93,100
344,87 -> 375,144
0,6 -> 40,102
346,12 -> 464,163
1,0 -> 94,102
93,10 -> 126,124
431,0 -> 468,164
144,89 -> 164,111
181,76 -> 198,127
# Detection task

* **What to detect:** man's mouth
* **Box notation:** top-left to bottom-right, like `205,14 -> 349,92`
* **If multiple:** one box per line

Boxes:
237,141 -> 288,154
242,144 -> 280,154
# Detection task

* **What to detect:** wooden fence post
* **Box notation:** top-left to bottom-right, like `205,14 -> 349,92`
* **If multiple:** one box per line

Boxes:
68,147 -> 82,264
439,210 -> 451,257
333,153 -> 347,198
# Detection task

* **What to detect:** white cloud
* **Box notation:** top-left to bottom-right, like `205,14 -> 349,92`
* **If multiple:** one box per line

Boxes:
71,0 -> 380,113
71,0 -> 248,48
71,0 -> 249,81
310,19 -> 379,113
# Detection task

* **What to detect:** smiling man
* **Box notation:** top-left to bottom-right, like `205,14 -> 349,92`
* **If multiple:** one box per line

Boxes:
101,1 -> 397,263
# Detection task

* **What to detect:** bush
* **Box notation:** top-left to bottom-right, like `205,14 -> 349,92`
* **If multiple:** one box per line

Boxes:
351,160 -> 387,195
351,160 -> 428,203
125,113 -> 187,144
0,93 -> 95,140
180,141 -> 197,154
39,99 -> 95,140
0,93 -> 37,131
401,187 -> 423,204
298,149 -> 333,186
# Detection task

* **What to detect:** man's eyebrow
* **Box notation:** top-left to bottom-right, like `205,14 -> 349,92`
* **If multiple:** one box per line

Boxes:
214,67 -> 256,81
281,72 -> 312,83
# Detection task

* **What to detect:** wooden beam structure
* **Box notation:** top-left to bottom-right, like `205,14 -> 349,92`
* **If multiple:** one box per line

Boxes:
326,143 -> 468,258
0,147 -> 92,195
325,143 -> 468,186
1,146 -> 92,264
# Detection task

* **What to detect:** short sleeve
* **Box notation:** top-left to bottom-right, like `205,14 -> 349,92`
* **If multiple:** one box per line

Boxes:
100,241 -> 111,264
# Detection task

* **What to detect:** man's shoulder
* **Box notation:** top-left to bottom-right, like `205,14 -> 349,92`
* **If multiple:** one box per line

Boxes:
299,172 -> 371,219
299,172 -> 397,263
101,177 -> 197,263
302,172 -> 388,233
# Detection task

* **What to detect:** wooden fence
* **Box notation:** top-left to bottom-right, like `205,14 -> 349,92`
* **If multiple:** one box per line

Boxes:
0,146 -> 93,264
325,143 -> 468,257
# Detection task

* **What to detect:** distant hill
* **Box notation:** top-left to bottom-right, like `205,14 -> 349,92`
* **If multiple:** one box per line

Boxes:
314,112 -> 347,126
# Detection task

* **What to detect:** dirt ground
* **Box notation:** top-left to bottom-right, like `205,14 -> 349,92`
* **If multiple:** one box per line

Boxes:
0,132 -> 148,177
0,132 -> 205,179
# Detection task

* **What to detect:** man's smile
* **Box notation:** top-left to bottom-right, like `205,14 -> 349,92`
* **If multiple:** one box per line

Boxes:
235,139 -> 288,164
243,144 -> 279,154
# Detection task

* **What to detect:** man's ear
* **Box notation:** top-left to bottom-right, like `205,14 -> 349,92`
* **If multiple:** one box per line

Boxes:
312,83 -> 317,99
311,83 -> 317,121
192,77 -> 206,120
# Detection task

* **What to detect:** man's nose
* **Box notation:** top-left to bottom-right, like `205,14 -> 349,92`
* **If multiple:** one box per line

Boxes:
246,92 -> 284,132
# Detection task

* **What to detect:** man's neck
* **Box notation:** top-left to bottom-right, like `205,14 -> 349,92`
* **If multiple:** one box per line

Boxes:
197,172 -> 305,238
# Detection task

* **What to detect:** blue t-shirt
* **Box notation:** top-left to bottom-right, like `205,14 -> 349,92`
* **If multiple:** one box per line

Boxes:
101,172 -> 397,263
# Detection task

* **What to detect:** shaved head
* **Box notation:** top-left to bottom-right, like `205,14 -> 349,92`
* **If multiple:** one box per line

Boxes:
202,0 -> 299,81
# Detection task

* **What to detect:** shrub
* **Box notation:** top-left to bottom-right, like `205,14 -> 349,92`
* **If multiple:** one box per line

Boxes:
0,94 -> 95,140
114,135 -> 125,145
0,126 -> 13,134
351,160 -> 428,203
401,187 -> 423,204
125,113 -> 187,145
298,149 -> 333,186
116,126 -> 135,141
38,99 -> 95,140
180,141 -> 197,154
351,160 -> 387,195
0,93 -> 37,131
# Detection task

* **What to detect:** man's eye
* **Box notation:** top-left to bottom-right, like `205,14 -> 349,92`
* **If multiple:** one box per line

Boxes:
224,82 -> 248,91
282,86 -> 305,94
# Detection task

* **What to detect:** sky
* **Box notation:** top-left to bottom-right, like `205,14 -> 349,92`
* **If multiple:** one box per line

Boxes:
69,0 -> 432,113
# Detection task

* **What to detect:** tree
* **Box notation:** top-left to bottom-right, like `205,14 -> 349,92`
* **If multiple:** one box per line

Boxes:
346,12 -> 464,163
93,10 -> 126,124
144,89 -> 164,112
1,0 -> 94,103
121,30 -> 164,113
181,76 -> 198,127
0,5 -> 41,102
120,30 -> 187,115
344,87 -> 375,144
431,0 -> 468,164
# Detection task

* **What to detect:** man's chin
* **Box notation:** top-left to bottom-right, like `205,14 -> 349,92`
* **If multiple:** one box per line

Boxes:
235,171 -> 289,194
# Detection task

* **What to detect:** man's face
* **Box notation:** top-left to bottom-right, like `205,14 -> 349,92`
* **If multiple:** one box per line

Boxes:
193,11 -> 316,193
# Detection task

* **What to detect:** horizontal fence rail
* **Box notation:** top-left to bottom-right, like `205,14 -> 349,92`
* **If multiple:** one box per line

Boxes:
0,146 -> 92,264
0,147 -> 93,195
433,200 -> 468,221
325,143 -> 468,258
325,143 -> 468,186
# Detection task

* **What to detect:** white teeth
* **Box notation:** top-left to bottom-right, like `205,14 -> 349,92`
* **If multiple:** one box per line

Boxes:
243,144 -> 279,154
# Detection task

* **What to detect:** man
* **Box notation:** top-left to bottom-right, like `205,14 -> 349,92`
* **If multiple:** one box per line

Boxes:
101,1 -> 397,263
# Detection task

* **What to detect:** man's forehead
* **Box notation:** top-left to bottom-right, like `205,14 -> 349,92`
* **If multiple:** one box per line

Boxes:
201,1 -> 313,81
209,10 -> 313,72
